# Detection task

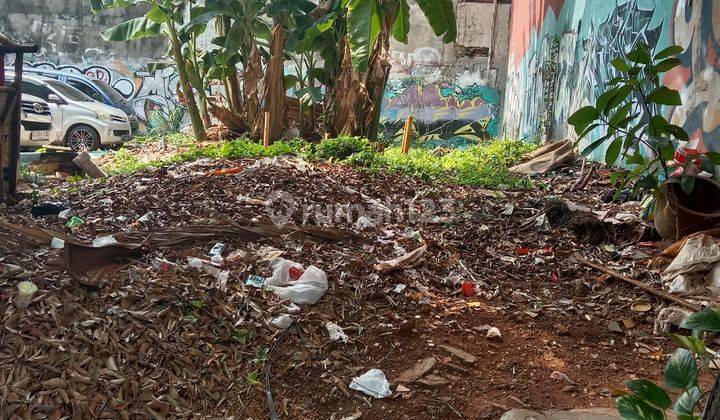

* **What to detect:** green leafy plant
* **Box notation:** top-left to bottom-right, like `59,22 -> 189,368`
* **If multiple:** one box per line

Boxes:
568,43 -> 719,198
617,308 -> 720,419
309,136 -> 375,161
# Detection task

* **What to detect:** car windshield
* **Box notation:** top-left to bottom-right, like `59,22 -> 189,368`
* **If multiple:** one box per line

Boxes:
94,79 -> 126,103
44,79 -> 96,102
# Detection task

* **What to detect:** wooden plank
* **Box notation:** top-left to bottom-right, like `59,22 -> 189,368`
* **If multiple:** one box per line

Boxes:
401,115 -> 414,154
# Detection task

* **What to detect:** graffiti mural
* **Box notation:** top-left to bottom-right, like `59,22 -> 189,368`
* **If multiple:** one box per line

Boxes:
503,0 -> 720,157
381,39 -> 504,148
25,61 -> 184,129
380,80 -> 501,147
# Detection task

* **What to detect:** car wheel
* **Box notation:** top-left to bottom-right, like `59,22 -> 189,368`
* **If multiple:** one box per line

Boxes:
67,125 -> 100,152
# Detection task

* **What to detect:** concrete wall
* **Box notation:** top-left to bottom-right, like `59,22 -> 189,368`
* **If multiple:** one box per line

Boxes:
0,0 -> 511,144
502,0 -> 720,159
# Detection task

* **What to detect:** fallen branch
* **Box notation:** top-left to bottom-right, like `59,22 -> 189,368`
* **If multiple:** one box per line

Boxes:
574,256 -> 701,312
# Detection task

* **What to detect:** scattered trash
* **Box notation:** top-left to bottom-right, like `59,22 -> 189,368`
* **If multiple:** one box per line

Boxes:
267,258 -> 305,286
58,208 -> 73,219
403,227 -> 422,241
92,235 -> 118,247
349,369 -> 392,399
216,270 -> 230,290
662,234 -> 720,297
396,384 -> 411,393
394,284 -> 407,293
14,281 -> 38,309
187,256 -> 204,269
137,212 -> 153,223
31,202 -> 67,217
226,249 -> 249,266
630,300 -> 652,313
355,216 -> 375,230
73,151 -> 106,178
50,237 -> 65,249
65,216 -> 85,228
486,327 -> 502,340
375,244 -> 428,274
269,314 -> 294,329
654,306 -> 693,335
325,322 -> 348,343
152,258 -> 176,273
209,243 -> 227,256
461,281 -> 475,297
268,265 -> 328,305
245,275 -> 266,288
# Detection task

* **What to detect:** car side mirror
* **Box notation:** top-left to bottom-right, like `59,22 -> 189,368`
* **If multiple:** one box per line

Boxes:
47,94 -> 62,104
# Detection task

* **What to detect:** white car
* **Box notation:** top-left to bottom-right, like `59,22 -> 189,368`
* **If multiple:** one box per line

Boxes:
20,94 -> 53,149
10,73 -> 132,152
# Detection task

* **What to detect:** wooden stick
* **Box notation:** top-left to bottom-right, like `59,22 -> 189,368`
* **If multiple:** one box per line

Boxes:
575,257 -> 701,312
401,115 -> 413,154
263,111 -> 271,147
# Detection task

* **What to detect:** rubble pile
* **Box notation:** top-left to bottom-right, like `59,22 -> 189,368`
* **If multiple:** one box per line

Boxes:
0,158 -> 709,418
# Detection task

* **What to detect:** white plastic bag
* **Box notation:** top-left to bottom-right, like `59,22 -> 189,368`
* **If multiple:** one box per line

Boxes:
269,314 -> 293,329
349,369 -> 391,398
93,235 -> 118,247
269,265 -> 328,305
267,258 -> 305,286
326,322 -> 348,343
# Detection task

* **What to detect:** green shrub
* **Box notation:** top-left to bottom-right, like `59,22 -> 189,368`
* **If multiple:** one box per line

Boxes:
370,139 -> 536,188
309,136 -> 375,161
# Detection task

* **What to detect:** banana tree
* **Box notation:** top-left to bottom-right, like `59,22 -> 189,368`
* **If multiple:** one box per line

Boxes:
91,0 -> 207,140
299,0 -> 456,140
186,0 -> 273,135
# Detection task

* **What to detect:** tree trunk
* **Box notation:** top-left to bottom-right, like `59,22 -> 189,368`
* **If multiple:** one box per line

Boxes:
262,24 -> 288,144
325,6 -> 397,140
324,39 -> 364,137
244,39 -> 264,139
365,6 -> 396,140
216,15 -> 243,115
167,20 -> 205,140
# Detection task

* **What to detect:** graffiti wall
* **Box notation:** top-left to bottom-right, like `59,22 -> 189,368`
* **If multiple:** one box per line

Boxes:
381,1 -> 512,148
503,0 -> 720,156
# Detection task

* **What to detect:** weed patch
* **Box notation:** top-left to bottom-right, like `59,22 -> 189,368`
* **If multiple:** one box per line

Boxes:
103,136 -> 536,189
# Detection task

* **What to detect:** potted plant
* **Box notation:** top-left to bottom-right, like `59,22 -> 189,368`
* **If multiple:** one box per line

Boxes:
568,43 -> 720,239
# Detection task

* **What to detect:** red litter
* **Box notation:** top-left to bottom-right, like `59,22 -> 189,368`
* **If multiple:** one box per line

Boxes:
461,281 -> 475,297
289,266 -> 304,281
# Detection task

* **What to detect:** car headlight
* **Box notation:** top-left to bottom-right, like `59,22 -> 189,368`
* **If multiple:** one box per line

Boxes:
96,111 -> 111,121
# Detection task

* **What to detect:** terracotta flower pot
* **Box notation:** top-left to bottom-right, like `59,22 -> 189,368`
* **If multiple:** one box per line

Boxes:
654,176 -> 720,239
